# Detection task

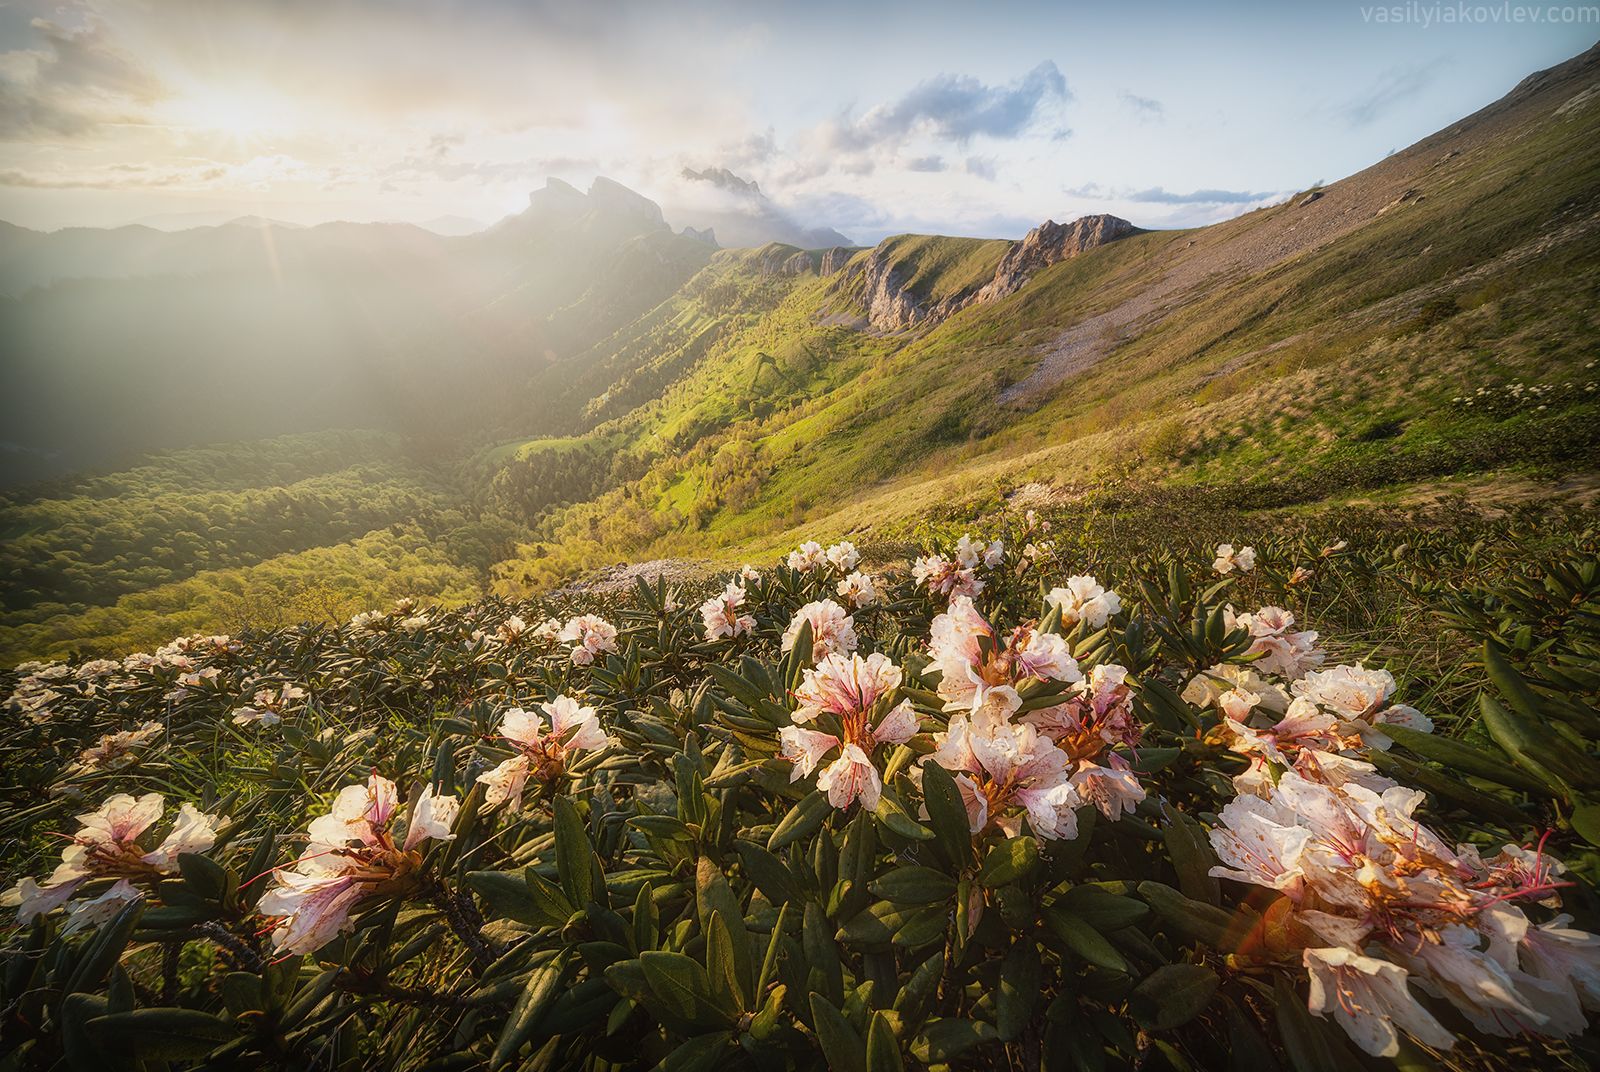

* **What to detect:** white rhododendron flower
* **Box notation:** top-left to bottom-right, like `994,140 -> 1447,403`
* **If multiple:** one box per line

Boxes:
837,570 -> 877,608
777,652 -> 919,811
780,599 -> 858,662
927,596 -> 1081,720
1,792 -> 221,925
913,554 -> 983,600
1207,769 -> 1599,1055
1228,605 -> 1324,680
700,582 -> 755,641
954,534 -> 1004,570
1045,575 -> 1122,629
477,696 -> 613,810
1213,543 -> 1256,574
786,541 -> 827,573
1291,663 -> 1431,748
1182,662 -> 1291,714
558,615 -> 618,666
928,716 -> 1080,839
73,720 -> 164,771
258,774 -> 459,955
824,541 -> 861,572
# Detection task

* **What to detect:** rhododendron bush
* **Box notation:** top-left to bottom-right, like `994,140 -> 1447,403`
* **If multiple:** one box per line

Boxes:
1,522 -> 1598,1071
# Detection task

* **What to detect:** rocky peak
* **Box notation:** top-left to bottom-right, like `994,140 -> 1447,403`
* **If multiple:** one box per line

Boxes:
680,225 -> 718,246
840,213 -> 1136,333
974,214 -> 1137,303
588,176 -> 666,226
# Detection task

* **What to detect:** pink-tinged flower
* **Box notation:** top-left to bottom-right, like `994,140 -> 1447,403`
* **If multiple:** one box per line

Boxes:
74,720 -> 164,771
1026,663 -> 1141,761
912,554 -> 984,600
739,564 -> 760,582
779,726 -> 840,780
1,793 -> 221,926
1214,543 -> 1256,574
825,541 -> 861,573
1045,575 -> 1122,629
259,774 -> 458,955
1289,566 -> 1316,585
816,744 -> 882,810
60,880 -> 142,936
558,615 -> 618,666
1183,663 -> 1290,714
954,534 -> 1004,570
780,600 -> 857,663
1521,914 -> 1600,1012
1291,663 -> 1431,748
1230,605 -> 1324,680
1013,630 -> 1081,684
793,652 -> 902,723
1224,696 -> 1342,767
1401,923 -> 1574,1038
836,570 -> 877,609
927,717 -> 1081,840
873,700 -> 921,746
477,696 -> 612,809
786,541 -> 827,573
1208,792 -> 1311,896
1069,755 -> 1146,821
700,582 -> 755,641
778,654 -> 918,812
1303,947 -> 1456,1057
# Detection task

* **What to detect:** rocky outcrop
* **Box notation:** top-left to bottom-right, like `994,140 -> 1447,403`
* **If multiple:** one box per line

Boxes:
588,176 -> 665,226
973,214 -> 1138,304
819,246 -> 856,275
841,214 -> 1136,333
681,225 -> 718,246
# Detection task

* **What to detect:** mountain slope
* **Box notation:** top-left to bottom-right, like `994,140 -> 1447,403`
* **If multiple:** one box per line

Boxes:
485,41 -> 1600,590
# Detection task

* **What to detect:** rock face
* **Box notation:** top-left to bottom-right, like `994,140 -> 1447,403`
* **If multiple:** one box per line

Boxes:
680,226 -> 718,246
973,214 -> 1138,304
819,246 -> 856,275
841,214 -> 1136,333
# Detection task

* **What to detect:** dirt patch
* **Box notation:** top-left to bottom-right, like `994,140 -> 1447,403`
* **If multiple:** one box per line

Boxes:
550,558 -> 715,597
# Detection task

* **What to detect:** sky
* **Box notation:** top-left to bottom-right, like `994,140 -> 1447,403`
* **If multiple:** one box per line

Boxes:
0,0 -> 1595,242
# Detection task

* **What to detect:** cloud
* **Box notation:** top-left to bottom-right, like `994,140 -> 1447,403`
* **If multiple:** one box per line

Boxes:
904,154 -> 946,172
1340,61 -> 1441,127
965,155 -> 997,181
1126,186 -> 1277,205
1066,181 -> 1279,206
814,61 -> 1069,154
1118,91 -> 1164,119
0,7 -> 166,138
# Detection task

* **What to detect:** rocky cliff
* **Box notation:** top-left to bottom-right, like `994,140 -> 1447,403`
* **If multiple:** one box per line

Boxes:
841,214 -> 1137,333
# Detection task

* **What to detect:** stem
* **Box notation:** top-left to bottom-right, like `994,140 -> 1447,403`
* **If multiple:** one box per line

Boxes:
431,883 -> 498,972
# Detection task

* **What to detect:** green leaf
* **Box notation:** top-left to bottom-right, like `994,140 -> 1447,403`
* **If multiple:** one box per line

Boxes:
1052,884 -> 1148,932
696,857 -> 753,1001
874,787 -> 934,841
704,910 -> 750,1013
465,869 -> 571,928
768,790 -> 831,852
870,865 -> 957,905
810,993 -> 868,1072
996,940 -> 1042,1042
734,842 -> 802,906
491,953 -> 568,1069
919,762 -> 972,871
1379,722 -> 1546,794
1043,908 -> 1127,973
87,1008 -> 236,1059
553,795 -> 595,908
910,1018 -> 997,1063
1160,804 -> 1219,904
1130,964 -> 1219,1031
865,1010 -> 904,1072
640,951 -> 739,1030
977,836 -> 1038,888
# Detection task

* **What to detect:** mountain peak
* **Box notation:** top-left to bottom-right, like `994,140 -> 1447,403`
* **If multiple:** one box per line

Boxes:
587,176 -> 665,226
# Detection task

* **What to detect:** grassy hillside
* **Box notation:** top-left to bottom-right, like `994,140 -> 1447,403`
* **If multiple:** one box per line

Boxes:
483,43 -> 1600,594
0,432 -> 516,662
